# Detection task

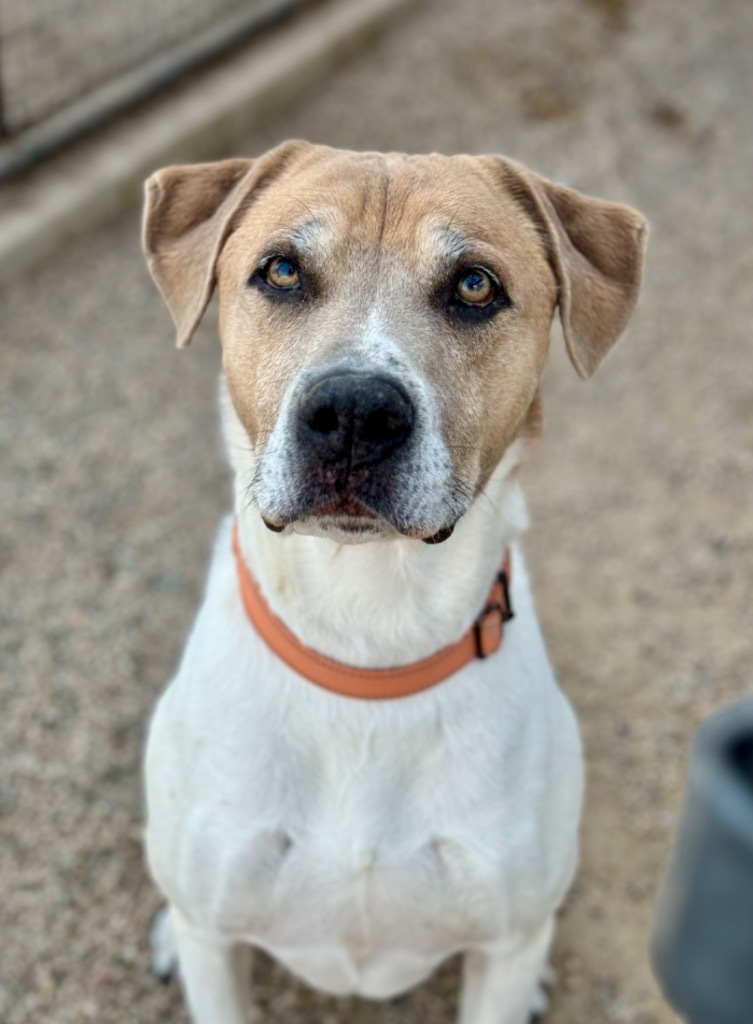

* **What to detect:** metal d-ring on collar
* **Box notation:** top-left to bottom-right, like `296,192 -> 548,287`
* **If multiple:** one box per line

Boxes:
473,560 -> 514,660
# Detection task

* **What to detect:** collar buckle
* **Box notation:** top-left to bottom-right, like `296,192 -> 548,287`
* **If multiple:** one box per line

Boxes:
473,569 -> 514,660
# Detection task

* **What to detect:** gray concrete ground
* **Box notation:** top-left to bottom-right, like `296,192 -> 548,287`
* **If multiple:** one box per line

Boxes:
2,0 -> 753,1021
1,0 -> 255,130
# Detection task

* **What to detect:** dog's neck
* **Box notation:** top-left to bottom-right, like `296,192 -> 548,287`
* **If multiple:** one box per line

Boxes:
234,454 -> 528,670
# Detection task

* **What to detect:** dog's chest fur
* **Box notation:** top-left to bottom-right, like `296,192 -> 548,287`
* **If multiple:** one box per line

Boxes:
145,520 -> 582,998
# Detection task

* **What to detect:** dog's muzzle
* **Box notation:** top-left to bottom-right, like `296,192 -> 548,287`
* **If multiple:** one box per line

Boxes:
258,368 -> 454,538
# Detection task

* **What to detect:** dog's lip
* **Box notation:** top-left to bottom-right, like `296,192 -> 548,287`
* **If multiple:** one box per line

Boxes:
262,505 -> 461,541
421,522 -> 456,544
322,518 -> 383,535
261,497 -> 379,532
311,497 -> 378,519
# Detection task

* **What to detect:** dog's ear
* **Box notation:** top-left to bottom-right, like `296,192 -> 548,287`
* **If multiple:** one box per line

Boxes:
485,158 -> 648,378
143,141 -> 311,348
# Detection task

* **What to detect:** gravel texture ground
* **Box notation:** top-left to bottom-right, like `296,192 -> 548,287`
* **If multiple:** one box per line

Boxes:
2,0 -> 753,1021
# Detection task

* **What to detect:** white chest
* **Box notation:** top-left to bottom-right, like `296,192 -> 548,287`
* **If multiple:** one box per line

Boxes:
177,788 -> 501,983
144,529 -> 582,999
147,667 -> 580,998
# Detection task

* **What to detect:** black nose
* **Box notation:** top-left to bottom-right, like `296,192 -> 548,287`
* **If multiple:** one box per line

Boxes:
298,372 -> 415,469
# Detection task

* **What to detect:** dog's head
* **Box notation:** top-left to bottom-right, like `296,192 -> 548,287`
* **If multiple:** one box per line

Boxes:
144,142 -> 646,543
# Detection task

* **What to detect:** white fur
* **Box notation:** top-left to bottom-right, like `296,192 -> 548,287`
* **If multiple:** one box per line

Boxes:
144,380 -> 584,1023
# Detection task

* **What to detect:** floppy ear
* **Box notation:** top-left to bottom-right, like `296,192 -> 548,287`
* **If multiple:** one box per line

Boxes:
143,158 -> 254,348
491,159 -> 648,378
143,141 -> 311,348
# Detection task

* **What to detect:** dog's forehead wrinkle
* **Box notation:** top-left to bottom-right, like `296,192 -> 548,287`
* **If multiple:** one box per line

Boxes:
375,160 -> 390,252
256,186 -> 512,286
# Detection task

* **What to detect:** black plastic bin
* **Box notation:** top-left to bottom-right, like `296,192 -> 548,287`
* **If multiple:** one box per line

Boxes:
651,696 -> 753,1024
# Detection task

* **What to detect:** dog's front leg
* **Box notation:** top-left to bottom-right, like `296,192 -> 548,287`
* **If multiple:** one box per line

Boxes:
459,917 -> 554,1024
170,906 -> 251,1024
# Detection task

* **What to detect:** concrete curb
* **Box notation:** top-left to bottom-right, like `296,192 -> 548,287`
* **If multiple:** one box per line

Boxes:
0,0 -> 418,286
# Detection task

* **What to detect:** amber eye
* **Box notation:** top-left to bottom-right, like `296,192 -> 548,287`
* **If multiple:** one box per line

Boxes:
455,268 -> 497,307
264,255 -> 301,290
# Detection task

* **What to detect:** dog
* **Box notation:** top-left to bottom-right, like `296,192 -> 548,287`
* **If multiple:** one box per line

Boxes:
142,141 -> 646,1024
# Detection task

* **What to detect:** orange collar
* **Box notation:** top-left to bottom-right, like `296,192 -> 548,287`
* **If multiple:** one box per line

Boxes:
232,521 -> 513,701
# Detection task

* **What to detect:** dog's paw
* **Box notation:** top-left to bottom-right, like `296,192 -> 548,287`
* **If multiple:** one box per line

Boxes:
529,963 -> 556,1022
150,905 -> 178,983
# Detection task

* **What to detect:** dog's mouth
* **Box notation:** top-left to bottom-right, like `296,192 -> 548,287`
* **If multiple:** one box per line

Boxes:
262,494 -> 384,537
312,496 -> 378,520
262,497 -> 458,544
307,496 -> 385,537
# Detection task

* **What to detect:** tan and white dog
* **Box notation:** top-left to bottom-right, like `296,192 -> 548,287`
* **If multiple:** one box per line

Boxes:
142,142 -> 646,1024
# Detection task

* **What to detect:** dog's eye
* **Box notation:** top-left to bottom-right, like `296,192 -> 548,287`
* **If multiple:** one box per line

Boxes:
263,256 -> 301,290
455,268 -> 497,307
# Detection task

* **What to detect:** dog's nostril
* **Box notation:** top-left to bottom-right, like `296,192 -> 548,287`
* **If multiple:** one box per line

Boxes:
362,408 -> 405,443
307,403 -> 339,435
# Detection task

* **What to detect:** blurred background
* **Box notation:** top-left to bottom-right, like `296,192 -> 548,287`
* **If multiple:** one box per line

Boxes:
1,0 -> 752,1021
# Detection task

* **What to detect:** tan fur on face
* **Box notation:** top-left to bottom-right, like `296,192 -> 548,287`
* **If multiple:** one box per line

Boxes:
143,142 -> 647,529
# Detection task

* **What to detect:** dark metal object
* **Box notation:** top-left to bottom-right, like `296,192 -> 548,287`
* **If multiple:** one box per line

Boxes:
0,0 -> 314,182
497,568 -> 514,623
651,696 -> 753,1024
473,570 -> 514,660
